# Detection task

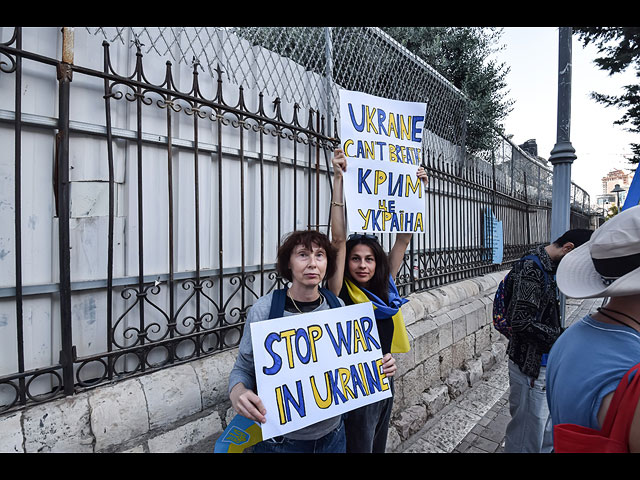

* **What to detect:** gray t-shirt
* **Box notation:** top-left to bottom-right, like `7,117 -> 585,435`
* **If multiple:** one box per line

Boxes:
228,290 -> 344,441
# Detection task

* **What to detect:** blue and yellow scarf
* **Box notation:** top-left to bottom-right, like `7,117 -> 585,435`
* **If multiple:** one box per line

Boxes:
344,275 -> 411,353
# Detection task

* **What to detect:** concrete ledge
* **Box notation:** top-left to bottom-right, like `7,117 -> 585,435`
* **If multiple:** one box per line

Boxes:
386,269 -> 509,451
0,269 -> 509,453
0,351 -> 238,453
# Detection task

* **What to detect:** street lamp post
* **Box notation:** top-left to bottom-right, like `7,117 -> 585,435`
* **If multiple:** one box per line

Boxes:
612,183 -> 626,212
549,27 -> 576,328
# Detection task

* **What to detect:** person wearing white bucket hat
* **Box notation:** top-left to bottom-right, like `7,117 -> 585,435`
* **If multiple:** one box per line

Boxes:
546,205 -> 640,452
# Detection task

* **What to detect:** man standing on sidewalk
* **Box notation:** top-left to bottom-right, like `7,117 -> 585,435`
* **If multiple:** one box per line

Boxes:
503,229 -> 593,453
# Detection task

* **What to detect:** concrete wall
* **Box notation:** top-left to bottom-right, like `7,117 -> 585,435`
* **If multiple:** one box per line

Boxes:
385,270 -> 509,450
0,269 -> 509,453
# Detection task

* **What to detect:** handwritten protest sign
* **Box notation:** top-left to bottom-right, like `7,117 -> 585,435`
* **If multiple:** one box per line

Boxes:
339,89 -> 427,165
251,302 -> 392,440
342,157 -> 425,233
339,89 -> 427,233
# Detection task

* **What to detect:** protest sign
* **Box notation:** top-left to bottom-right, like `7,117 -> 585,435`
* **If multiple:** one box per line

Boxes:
339,89 -> 427,165
342,157 -> 426,233
339,89 -> 427,233
483,208 -> 503,264
251,302 -> 392,440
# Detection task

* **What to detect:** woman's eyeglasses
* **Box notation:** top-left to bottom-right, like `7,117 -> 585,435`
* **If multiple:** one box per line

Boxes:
347,233 -> 379,242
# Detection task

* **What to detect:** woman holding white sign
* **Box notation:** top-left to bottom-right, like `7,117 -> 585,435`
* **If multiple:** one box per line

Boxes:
328,148 -> 428,453
228,230 -> 347,453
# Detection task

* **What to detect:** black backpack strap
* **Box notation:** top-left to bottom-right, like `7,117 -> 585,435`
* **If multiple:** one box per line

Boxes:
269,287 -> 288,320
320,287 -> 342,309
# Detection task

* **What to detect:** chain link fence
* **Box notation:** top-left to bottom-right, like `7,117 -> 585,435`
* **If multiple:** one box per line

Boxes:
85,26 -> 591,213
86,27 -> 467,170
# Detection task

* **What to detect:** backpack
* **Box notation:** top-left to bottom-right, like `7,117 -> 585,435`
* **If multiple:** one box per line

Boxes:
268,287 -> 342,319
492,254 -> 549,338
554,362 -> 640,452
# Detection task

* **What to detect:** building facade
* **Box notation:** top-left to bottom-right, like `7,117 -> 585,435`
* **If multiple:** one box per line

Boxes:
597,168 -> 632,213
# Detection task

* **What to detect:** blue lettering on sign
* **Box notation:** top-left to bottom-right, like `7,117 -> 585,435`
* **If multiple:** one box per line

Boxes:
263,332 -> 283,375
325,320 -> 352,356
358,168 -> 372,195
348,103 -> 365,132
411,115 -> 424,142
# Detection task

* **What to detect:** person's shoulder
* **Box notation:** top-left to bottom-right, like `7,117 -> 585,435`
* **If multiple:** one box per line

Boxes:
247,291 -> 276,320
511,257 -> 545,286
521,256 -> 545,275
254,290 -> 276,306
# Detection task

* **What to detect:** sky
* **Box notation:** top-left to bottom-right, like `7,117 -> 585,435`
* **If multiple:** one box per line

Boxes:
492,27 -> 638,203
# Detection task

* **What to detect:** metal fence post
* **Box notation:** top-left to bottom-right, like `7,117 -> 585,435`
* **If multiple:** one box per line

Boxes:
324,27 -> 333,133
56,27 -> 75,395
549,27 -> 577,327
12,27 -> 27,406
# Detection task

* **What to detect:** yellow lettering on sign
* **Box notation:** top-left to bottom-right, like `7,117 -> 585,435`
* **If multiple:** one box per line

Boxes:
374,170 -> 387,195
365,106 -> 378,134
344,139 -> 354,157
310,373 -> 333,409
279,329 -> 296,369
308,325 -> 323,363
405,174 -> 422,198
399,115 -> 411,140
388,113 -> 398,138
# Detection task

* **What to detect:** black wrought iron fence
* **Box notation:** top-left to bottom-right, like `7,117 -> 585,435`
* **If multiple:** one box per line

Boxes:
0,27 -> 592,414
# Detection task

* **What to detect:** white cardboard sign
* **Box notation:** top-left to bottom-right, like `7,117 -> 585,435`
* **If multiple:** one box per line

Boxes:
339,89 -> 427,165
251,302 -> 392,440
342,157 -> 426,233
339,89 -> 427,233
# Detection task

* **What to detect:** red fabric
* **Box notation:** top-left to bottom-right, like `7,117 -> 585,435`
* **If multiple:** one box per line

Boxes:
554,362 -> 640,453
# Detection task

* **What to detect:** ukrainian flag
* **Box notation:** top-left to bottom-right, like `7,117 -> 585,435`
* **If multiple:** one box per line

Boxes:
214,414 -> 263,453
622,167 -> 640,211
344,276 -> 411,353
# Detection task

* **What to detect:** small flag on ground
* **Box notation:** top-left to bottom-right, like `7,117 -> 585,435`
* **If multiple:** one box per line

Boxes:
214,414 -> 263,453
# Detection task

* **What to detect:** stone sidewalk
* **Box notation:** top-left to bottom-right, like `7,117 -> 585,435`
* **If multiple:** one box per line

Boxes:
398,297 -> 603,453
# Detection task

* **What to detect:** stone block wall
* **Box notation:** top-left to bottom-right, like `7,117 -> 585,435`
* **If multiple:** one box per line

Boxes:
385,271 -> 509,451
0,269 -> 509,453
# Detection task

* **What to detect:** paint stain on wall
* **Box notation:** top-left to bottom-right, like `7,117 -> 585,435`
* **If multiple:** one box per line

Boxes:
73,297 -> 97,326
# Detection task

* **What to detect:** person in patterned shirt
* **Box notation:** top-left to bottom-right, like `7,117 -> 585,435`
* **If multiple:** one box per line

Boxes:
503,229 -> 593,453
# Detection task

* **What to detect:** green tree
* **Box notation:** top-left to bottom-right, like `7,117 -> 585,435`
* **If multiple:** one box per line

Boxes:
573,27 -> 640,165
606,203 -> 620,220
382,27 -> 513,154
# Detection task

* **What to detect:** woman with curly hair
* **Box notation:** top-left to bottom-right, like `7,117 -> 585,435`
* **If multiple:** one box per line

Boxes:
228,229 -> 346,453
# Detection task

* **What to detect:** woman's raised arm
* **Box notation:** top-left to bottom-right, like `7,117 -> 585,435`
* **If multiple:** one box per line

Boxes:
328,149 -> 347,296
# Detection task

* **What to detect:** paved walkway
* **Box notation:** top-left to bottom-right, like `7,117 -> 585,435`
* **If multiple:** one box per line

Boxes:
399,297 -> 603,453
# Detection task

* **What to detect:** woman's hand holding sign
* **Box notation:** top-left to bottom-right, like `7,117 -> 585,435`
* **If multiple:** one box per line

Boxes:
230,383 -> 267,424
381,353 -> 397,377
332,148 -> 347,176
416,165 -> 428,191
